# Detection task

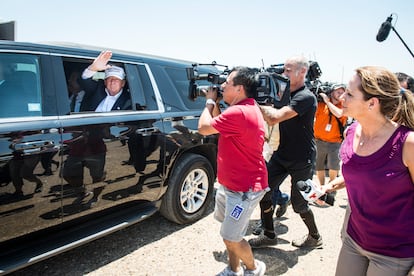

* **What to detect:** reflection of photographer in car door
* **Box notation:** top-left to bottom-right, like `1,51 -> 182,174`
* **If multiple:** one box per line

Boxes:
314,84 -> 347,188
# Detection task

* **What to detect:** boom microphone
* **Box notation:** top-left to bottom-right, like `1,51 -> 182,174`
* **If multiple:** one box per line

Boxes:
376,15 -> 393,42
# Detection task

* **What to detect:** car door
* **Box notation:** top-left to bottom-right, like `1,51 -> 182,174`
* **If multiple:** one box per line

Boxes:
0,52 -> 64,243
54,56 -> 165,223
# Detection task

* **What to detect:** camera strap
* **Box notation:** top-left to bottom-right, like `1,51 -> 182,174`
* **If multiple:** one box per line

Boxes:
263,123 -> 277,162
265,125 -> 274,142
328,111 -> 344,140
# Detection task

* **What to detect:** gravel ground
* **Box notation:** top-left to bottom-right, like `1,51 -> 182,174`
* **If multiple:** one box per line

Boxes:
10,180 -> 347,276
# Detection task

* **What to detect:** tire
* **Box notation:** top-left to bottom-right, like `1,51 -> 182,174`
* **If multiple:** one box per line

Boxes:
160,153 -> 215,224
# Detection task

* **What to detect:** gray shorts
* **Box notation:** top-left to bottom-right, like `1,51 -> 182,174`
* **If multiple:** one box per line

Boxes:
315,139 -> 341,170
214,185 -> 266,242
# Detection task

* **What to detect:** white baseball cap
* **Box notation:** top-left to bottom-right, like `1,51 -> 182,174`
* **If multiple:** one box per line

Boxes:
105,66 -> 125,80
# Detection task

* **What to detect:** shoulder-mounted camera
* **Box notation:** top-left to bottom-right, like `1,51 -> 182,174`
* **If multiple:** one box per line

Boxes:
186,63 -> 290,107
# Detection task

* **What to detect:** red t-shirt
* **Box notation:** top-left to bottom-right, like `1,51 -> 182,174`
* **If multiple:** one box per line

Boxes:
211,98 -> 268,192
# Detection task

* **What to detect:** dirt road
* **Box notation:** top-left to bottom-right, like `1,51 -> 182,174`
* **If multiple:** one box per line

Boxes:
11,182 -> 347,276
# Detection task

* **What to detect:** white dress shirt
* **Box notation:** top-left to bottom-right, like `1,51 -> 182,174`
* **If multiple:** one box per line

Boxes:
95,89 -> 123,112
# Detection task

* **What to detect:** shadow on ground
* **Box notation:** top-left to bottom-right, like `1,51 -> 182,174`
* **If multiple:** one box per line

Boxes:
9,201 -> 216,276
213,218 -> 318,275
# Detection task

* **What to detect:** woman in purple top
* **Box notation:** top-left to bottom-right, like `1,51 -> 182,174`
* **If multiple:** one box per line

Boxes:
328,66 -> 414,276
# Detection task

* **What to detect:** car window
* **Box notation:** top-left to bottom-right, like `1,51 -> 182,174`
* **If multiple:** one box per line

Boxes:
0,53 -> 42,118
63,59 -> 148,113
164,67 -> 206,110
136,64 -> 158,111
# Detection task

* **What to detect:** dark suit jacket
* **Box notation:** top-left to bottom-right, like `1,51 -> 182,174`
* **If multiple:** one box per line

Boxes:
79,78 -> 131,112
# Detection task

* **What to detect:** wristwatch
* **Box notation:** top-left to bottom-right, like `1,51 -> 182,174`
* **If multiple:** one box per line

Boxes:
205,99 -> 216,106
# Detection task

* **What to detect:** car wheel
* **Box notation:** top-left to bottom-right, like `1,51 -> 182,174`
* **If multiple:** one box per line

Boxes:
160,153 -> 215,224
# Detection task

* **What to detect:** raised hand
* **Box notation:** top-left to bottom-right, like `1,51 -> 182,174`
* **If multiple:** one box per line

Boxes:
89,50 -> 113,71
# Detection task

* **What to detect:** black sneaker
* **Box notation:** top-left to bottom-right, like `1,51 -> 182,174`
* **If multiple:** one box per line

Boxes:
275,199 -> 290,217
292,234 -> 323,249
248,234 -> 278,248
34,182 -> 43,193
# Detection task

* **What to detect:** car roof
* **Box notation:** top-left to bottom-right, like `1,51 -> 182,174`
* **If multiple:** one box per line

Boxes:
0,40 -> 220,70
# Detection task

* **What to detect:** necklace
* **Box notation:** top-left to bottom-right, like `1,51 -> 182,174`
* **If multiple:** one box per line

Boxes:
358,120 -> 390,147
359,135 -> 376,147
359,132 -> 376,147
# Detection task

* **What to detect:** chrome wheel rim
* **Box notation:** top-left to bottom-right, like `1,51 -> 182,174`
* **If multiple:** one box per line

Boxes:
180,168 -> 209,213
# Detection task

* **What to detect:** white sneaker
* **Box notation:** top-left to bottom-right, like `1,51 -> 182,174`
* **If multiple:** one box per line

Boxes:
215,265 -> 244,276
244,260 -> 266,276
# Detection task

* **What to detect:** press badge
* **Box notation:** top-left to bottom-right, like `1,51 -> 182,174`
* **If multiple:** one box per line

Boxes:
325,124 -> 332,132
230,204 -> 244,221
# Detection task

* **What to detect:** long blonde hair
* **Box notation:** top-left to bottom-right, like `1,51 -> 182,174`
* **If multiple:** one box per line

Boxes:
356,66 -> 414,129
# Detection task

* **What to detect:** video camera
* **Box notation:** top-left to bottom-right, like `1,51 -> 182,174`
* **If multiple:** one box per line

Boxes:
310,82 -> 347,102
269,61 -> 325,103
296,179 -> 335,206
186,63 -> 290,107
254,70 -> 290,107
303,61 -> 347,102
309,81 -> 335,102
186,63 -> 227,99
303,61 -> 329,102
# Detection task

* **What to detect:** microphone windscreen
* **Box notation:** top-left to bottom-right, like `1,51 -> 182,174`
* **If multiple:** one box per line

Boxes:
376,16 -> 393,42
296,180 -> 307,191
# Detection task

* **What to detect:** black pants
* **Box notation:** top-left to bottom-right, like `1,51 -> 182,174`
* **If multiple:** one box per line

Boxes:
260,152 -> 314,232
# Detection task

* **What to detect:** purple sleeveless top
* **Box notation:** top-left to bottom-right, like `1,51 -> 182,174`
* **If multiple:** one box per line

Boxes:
340,122 -> 414,258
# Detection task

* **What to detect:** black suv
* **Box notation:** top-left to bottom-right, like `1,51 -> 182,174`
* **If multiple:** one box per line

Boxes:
0,41 -> 219,274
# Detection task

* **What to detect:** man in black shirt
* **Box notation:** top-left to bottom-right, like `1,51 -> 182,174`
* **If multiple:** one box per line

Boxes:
249,56 -> 322,249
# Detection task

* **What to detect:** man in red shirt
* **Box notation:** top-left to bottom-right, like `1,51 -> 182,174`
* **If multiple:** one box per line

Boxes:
198,67 -> 268,276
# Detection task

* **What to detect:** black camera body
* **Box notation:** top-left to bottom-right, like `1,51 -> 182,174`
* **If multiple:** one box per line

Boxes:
254,72 -> 290,107
191,73 -> 226,99
186,65 -> 226,100
309,82 -> 346,102
309,82 -> 334,102
186,64 -> 290,107
407,79 -> 414,92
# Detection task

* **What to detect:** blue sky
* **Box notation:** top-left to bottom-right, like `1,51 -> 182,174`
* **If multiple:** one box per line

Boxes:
2,0 -> 413,83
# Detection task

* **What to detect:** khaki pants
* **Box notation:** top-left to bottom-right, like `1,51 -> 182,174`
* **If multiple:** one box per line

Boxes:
335,231 -> 414,276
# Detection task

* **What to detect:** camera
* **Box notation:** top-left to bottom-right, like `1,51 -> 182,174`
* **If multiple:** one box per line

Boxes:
254,71 -> 290,107
309,81 -> 334,102
186,64 -> 227,100
266,63 -> 285,74
306,61 -> 323,82
186,64 -> 290,107
296,179 -> 335,206
303,61 -> 330,102
407,78 -> 414,91
309,82 -> 346,102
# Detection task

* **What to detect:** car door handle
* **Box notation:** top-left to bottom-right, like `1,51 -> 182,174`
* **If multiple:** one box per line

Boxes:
136,127 -> 158,135
12,140 -> 55,154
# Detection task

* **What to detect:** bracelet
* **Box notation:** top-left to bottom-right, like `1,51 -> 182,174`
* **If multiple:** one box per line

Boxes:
205,99 -> 216,106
